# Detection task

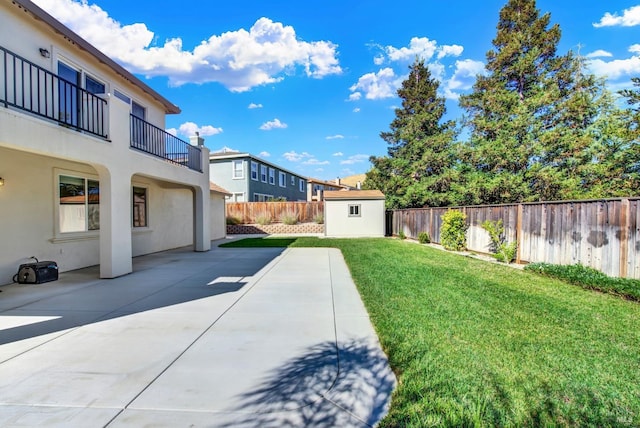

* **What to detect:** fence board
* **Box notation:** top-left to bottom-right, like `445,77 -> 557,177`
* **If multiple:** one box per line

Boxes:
226,201 -> 323,224
390,197 -> 640,279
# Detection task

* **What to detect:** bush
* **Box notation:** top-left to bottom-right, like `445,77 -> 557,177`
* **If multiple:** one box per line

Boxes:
313,213 -> 324,224
280,211 -> 299,225
398,231 -> 406,240
255,213 -> 272,225
440,210 -> 468,251
226,215 -> 242,225
524,263 -> 640,301
481,219 -> 517,263
418,231 -> 431,244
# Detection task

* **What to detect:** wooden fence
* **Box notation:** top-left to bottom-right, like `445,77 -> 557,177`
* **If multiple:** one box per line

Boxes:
390,198 -> 640,279
226,201 -> 323,224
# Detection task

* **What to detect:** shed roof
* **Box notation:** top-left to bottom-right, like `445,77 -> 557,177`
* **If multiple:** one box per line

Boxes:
209,182 -> 232,196
323,190 -> 385,200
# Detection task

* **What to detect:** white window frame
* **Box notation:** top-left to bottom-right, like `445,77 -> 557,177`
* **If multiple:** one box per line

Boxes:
261,165 -> 268,183
56,169 -> 100,237
349,204 -> 361,217
250,161 -> 258,181
291,175 -> 296,186
254,193 -> 274,202
232,160 -> 244,179
299,178 -> 305,192
268,168 -> 275,185
279,172 -> 286,188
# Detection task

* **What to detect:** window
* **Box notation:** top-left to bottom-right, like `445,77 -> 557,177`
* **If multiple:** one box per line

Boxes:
268,168 -> 275,185
251,161 -> 258,181
291,175 -> 296,186
279,172 -> 286,187
253,193 -> 274,202
85,75 -> 105,95
261,165 -> 267,182
59,174 -> 100,233
58,62 -> 80,126
132,187 -> 147,228
349,204 -> 361,217
131,101 -> 146,119
232,160 -> 244,179
299,178 -> 305,192
113,89 -> 131,104
228,192 -> 245,202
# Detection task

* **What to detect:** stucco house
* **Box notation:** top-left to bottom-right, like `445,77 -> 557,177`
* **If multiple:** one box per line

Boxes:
324,190 -> 386,237
306,177 -> 350,201
209,151 -> 308,202
0,0 -> 224,285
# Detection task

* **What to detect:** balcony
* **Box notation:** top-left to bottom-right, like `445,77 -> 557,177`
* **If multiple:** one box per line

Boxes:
130,115 -> 202,172
1,45 -> 107,138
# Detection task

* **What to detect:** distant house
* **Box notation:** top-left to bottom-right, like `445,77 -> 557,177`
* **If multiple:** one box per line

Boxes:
209,151 -> 308,202
324,190 -> 386,237
306,177 -> 350,201
0,0 -> 224,284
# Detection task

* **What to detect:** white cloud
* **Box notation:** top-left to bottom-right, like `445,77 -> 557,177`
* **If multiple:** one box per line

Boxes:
443,59 -> 486,100
326,134 -> 344,140
588,45 -> 640,80
437,44 -> 464,59
172,121 -> 223,137
353,107 -> 361,113
33,0 -> 341,91
586,50 -> 613,58
282,151 -> 311,162
303,158 -> 330,165
166,128 -> 177,136
259,118 -> 288,130
213,146 -> 239,153
594,5 -> 640,27
259,151 -> 271,158
248,103 -> 263,109
340,154 -> 369,165
349,68 -> 400,100
348,92 -> 362,101
384,37 -> 438,62
333,152 -> 344,156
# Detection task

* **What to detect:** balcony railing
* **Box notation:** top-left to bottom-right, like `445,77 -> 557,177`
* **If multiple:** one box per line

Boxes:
0,45 -> 107,138
130,114 -> 202,172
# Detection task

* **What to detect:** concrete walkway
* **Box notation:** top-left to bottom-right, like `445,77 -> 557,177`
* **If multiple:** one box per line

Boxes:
0,240 -> 395,427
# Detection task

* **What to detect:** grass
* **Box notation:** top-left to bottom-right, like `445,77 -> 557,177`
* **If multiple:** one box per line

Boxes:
525,262 -> 640,301
221,237 -> 640,427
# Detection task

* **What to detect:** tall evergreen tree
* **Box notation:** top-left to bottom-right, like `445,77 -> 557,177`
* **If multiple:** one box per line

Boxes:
459,0 -> 611,203
365,58 -> 457,208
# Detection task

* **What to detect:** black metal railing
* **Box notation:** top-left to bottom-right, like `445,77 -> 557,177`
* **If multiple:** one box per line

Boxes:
130,114 -> 202,172
0,45 -> 107,138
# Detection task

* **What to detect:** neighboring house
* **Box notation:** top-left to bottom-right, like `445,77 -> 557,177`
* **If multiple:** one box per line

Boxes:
209,151 -> 308,202
324,190 -> 386,237
0,0 -> 219,284
306,177 -> 350,201
340,173 -> 367,190
210,182 -> 231,241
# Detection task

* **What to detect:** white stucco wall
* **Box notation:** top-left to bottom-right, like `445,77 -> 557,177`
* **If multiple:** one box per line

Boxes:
210,194 -> 227,241
325,199 -> 385,237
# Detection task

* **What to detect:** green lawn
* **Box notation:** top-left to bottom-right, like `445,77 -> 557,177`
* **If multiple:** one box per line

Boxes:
221,237 -> 640,427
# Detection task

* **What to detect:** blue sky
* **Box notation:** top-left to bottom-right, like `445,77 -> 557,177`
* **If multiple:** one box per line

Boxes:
34,0 -> 640,181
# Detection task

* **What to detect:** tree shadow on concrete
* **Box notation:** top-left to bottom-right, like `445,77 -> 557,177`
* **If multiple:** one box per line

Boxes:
220,338 -> 396,428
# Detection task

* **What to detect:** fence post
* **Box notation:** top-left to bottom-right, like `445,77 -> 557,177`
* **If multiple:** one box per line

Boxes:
516,203 -> 523,264
620,199 -> 630,278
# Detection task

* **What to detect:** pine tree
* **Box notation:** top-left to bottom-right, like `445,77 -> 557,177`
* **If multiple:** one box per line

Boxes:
365,58 -> 457,208
459,0 -> 610,203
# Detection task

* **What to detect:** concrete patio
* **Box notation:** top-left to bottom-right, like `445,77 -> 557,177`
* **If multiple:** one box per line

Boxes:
0,239 -> 395,427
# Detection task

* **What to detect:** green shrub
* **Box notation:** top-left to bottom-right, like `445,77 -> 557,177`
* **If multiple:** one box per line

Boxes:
418,231 -> 431,244
313,213 -> 324,224
440,210 -> 467,251
524,263 -> 640,301
481,219 -> 517,263
280,211 -> 299,225
398,231 -> 406,240
226,215 -> 242,225
255,213 -> 272,225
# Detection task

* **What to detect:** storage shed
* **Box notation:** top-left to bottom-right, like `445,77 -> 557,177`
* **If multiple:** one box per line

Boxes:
324,190 -> 386,237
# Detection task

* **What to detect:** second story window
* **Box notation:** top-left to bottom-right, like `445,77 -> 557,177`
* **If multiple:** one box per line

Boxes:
232,160 -> 244,179
132,101 -> 146,120
269,168 -> 275,185
299,178 -> 305,192
261,165 -> 267,182
279,172 -> 286,187
251,161 -> 258,181
291,175 -> 296,186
